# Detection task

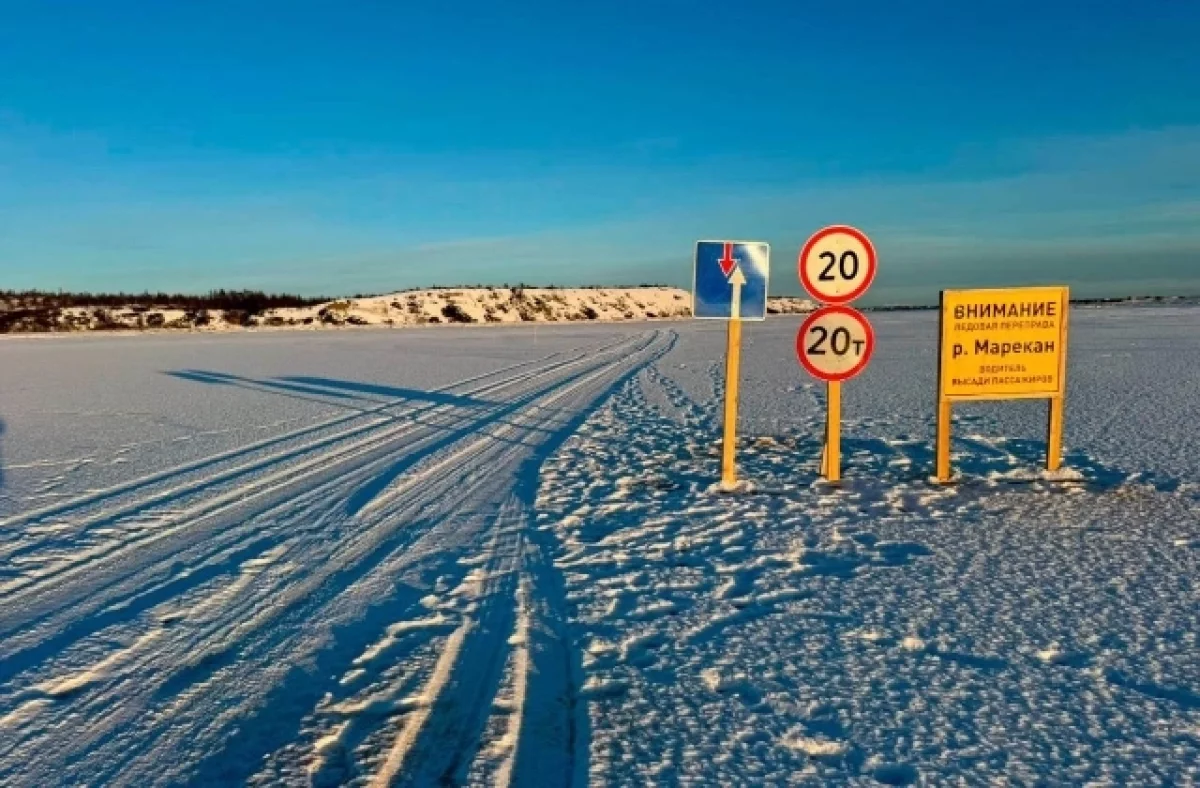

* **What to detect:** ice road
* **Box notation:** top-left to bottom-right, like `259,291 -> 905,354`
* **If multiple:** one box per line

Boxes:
0,309 -> 1197,786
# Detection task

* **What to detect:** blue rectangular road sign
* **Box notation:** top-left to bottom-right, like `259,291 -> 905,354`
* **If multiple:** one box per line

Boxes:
692,240 -> 770,320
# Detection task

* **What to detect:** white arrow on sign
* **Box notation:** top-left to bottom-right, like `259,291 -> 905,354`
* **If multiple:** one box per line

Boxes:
728,266 -> 747,320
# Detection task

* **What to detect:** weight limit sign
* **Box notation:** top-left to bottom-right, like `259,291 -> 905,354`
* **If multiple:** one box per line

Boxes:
796,305 -> 875,382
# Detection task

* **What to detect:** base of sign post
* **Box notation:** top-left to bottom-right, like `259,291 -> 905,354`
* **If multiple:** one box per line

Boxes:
720,318 -> 743,489
935,398 -> 952,483
823,381 -> 841,483
1047,395 -> 1064,471
937,396 -> 1067,482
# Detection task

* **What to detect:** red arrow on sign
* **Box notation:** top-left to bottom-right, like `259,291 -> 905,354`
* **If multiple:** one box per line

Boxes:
718,242 -> 737,278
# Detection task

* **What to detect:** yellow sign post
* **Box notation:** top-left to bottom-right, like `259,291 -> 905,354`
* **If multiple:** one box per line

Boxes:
822,380 -> 842,482
796,305 -> 875,482
694,241 -> 769,491
797,226 -> 878,483
936,286 -> 1070,482
721,275 -> 745,488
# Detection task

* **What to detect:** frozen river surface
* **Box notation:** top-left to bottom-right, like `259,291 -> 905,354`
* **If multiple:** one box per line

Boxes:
0,308 -> 1197,785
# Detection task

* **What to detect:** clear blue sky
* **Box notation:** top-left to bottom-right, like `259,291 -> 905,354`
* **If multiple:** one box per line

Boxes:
1,1 -> 1199,304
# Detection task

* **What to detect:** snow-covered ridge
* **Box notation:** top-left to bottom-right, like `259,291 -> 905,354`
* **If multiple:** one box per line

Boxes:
766,296 -> 821,315
0,288 -> 820,332
272,287 -> 694,327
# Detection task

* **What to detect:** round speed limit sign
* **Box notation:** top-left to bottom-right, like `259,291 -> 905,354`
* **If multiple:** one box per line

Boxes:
796,305 -> 875,382
798,225 -> 877,304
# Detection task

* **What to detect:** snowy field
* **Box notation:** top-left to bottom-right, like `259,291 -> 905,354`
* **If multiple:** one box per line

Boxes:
0,307 -> 1197,786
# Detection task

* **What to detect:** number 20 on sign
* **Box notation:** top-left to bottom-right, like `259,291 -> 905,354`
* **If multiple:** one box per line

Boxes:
796,226 -> 878,482
796,305 -> 875,483
799,225 -> 877,305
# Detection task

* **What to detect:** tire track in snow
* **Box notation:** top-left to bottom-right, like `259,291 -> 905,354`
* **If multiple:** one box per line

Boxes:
2,335 -> 648,777
0,337 -> 630,580
0,335 -> 641,695
0,334 -> 639,645
369,498 -> 527,788
0,347 -> 570,535
347,334 -> 675,787
0,329 -> 673,787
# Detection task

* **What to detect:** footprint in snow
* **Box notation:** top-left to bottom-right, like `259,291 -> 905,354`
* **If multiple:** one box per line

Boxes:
870,761 -> 920,786
700,668 -> 762,705
871,541 -> 933,566
621,631 -> 668,666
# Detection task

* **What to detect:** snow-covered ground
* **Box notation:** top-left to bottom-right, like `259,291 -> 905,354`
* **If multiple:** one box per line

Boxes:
0,307 -> 1196,786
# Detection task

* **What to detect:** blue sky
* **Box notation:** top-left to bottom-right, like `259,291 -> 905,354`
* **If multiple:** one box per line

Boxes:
1,1 -> 1198,304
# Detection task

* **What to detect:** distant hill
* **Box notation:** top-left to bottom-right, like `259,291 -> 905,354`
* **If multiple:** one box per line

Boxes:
0,289 -> 326,333
0,286 -> 694,332
5,287 -> 1195,334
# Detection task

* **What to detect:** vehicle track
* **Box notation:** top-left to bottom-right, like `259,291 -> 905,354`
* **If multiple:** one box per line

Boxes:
0,333 -> 641,639
0,336 -> 630,563
0,328 -> 674,787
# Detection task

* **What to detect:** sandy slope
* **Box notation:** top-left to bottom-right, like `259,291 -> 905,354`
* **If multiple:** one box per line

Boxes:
271,287 -> 694,327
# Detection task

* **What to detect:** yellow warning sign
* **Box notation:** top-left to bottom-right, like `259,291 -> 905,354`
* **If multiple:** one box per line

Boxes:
939,286 -> 1069,400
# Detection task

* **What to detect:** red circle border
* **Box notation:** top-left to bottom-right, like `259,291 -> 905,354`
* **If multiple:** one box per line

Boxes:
795,305 -> 876,382
797,225 -> 878,305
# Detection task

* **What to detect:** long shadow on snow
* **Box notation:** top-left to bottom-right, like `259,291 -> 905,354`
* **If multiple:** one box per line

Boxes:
8,376 -> 483,532
280,375 -> 485,407
0,374 -> 490,582
339,364 -> 606,517
1103,669 -> 1200,710
167,369 -> 360,401
167,369 -> 488,409
173,332 -> 671,787
0,359 -> 602,665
